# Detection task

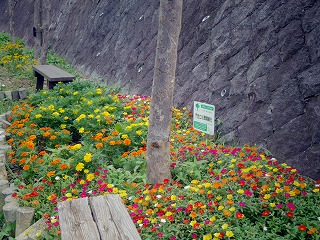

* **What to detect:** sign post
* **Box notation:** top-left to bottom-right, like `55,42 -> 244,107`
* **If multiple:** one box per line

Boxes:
193,101 -> 215,135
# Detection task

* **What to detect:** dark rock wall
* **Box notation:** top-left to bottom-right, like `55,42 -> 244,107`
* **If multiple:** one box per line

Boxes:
0,0 -> 319,179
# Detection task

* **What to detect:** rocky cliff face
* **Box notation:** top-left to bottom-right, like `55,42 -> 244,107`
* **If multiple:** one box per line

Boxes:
0,0 -> 319,179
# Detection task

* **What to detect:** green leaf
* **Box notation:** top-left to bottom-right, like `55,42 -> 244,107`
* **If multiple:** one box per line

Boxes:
115,123 -> 123,133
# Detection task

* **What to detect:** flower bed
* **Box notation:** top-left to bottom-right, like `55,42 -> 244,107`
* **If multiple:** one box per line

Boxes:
5,81 -> 320,239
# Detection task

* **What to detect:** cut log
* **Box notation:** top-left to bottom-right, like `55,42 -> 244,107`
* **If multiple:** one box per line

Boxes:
15,207 -> 35,237
3,201 -> 19,223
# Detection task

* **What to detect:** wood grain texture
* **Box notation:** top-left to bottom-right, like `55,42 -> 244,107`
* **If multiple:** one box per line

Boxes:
58,195 -> 141,240
58,197 -> 101,240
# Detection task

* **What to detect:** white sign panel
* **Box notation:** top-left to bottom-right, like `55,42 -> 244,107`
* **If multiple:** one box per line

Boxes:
193,101 -> 215,135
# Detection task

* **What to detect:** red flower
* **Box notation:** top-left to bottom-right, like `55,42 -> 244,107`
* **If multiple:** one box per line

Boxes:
298,225 -> 307,231
262,210 -> 270,216
286,212 -> 294,218
236,212 -> 244,219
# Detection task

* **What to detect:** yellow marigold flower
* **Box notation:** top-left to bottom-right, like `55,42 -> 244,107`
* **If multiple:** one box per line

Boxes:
313,188 -> 319,193
86,173 -> 95,181
229,207 -> 236,212
84,153 -> 92,162
190,220 -> 197,227
73,91 -> 78,95
72,144 -> 82,150
79,127 -> 84,133
84,169 -> 89,174
270,202 -> 276,208
60,124 -> 66,129
226,231 -> 234,237
191,180 -> 199,185
218,206 -> 224,211
209,216 -> 216,222
171,195 -> 177,200
79,180 -> 85,185
66,193 -> 72,198
136,130 -> 142,136
237,189 -> 244,194
203,233 -> 212,240
35,114 -> 42,119
64,116 -> 69,120
76,162 -> 85,171
222,223 -> 228,230
264,194 -> 271,200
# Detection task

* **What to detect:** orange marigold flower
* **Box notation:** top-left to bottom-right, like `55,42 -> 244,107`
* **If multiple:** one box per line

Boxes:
23,165 -> 30,171
19,158 -> 26,165
11,158 -> 16,164
7,138 -> 14,144
17,131 -> 24,136
20,152 -> 29,157
96,142 -> 103,148
30,123 -> 37,127
190,211 -> 197,218
43,132 -> 51,137
109,140 -> 116,145
47,171 -> 55,177
32,200 -> 40,206
112,130 -> 119,135
27,141 -> 35,149
50,135 -> 57,140
37,159 -> 44,164
59,164 -> 68,170
29,135 -> 37,141
39,151 -> 47,156
123,138 -> 131,146
50,159 -> 61,165
307,227 -> 317,234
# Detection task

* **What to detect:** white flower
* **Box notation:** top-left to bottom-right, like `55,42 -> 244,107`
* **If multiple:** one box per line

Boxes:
55,176 -> 60,180
160,219 -> 166,223
184,185 -> 190,189
263,227 -> 268,231
318,217 -> 320,221
156,195 -> 162,199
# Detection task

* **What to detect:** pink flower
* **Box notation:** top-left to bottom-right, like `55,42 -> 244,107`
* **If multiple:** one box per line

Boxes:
286,202 -> 296,211
239,202 -> 246,207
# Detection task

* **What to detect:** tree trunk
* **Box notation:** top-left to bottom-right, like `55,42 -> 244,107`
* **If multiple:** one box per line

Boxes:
146,0 -> 183,184
34,0 -> 42,62
39,0 -> 50,64
8,0 -> 15,43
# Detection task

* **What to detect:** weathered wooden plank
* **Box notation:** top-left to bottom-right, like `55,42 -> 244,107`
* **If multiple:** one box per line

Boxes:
89,195 -> 121,239
105,194 -> 141,240
58,198 -> 101,240
33,65 -> 75,81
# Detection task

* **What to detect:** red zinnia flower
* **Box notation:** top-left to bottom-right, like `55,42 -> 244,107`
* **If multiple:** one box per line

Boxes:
262,210 -> 270,216
298,225 -> 307,231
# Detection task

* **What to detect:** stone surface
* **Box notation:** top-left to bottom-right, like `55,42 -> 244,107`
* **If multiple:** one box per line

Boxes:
0,0 -> 319,179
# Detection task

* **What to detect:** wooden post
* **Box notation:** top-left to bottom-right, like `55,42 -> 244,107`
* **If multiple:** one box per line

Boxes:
15,207 -> 35,237
0,179 -> 9,208
0,163 -> 8,180
3,201 -> 19,223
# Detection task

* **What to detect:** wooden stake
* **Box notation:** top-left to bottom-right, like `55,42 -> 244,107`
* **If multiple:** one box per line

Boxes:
15,207 -> 35,237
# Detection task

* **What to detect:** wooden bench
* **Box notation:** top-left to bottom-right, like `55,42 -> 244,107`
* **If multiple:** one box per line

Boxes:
58,194 -> 141,240
33,65 -> 75,91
